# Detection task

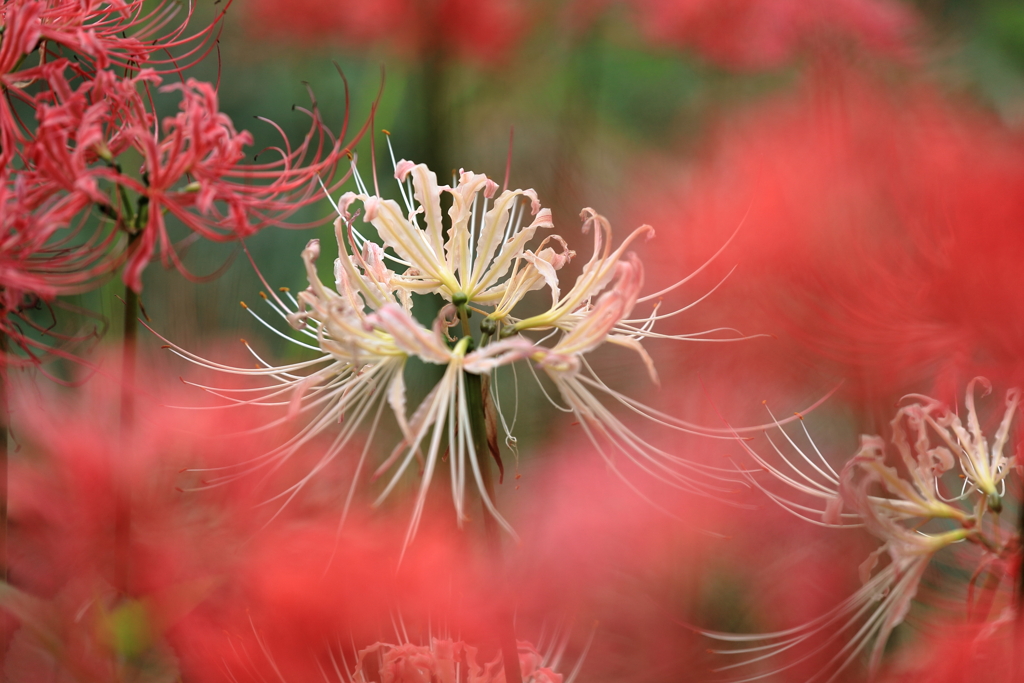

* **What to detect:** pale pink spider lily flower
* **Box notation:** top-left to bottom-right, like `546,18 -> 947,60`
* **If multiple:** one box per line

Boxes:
896,378 -> 1021,509
702,547 -> 956,683
296,230 -> 535,544
707,381 -> 1019,681
166,156 -> 762,545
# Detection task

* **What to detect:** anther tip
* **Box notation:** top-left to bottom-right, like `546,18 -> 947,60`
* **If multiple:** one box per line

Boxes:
240,301 -> 248,308
382,128 -> 390,135
279,287 -> 290,292
259,291 -> 268,299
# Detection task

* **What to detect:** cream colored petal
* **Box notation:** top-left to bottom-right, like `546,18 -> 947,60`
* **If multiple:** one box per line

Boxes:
563,219 -> 652,314
396,160 -> 447,259
331,218 -> 388,312
551,253 -> 645,358
445,170 -> 497,282
364,196 -> 455,289
386,365 -> 412,443
471,207 -> 554,295
514,213 -> 651,331
466,188 -> 540,294
481,237 -> 574,313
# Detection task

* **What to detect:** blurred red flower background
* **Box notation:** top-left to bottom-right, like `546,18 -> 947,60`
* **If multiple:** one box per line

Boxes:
1,1 -> 1024,682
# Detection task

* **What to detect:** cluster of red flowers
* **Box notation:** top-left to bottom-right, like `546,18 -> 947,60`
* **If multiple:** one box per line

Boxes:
0,0 -> 361,366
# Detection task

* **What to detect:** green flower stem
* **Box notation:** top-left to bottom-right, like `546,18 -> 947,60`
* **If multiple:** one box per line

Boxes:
115,274 -> 138,596
459,306 -> 522,683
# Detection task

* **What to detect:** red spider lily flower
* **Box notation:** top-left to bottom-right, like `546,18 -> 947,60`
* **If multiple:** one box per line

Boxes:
243,0 -> 532,66
1,0 -> 230,73
0,0 -> 363,374
0,0 -> 230,165
629,68 -> 1024,411
0,173 -> 124,369
572,0 -> 917,70
114,76 -> 363,292
0,62 -> 137,366
24,61 -> 158,202
116,77 -> 255,292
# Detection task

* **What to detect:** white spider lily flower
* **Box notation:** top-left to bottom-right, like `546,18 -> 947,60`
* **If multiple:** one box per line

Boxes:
708,381 -> 1018,682
337,162 -> 555,303
166,153 -> 773,547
